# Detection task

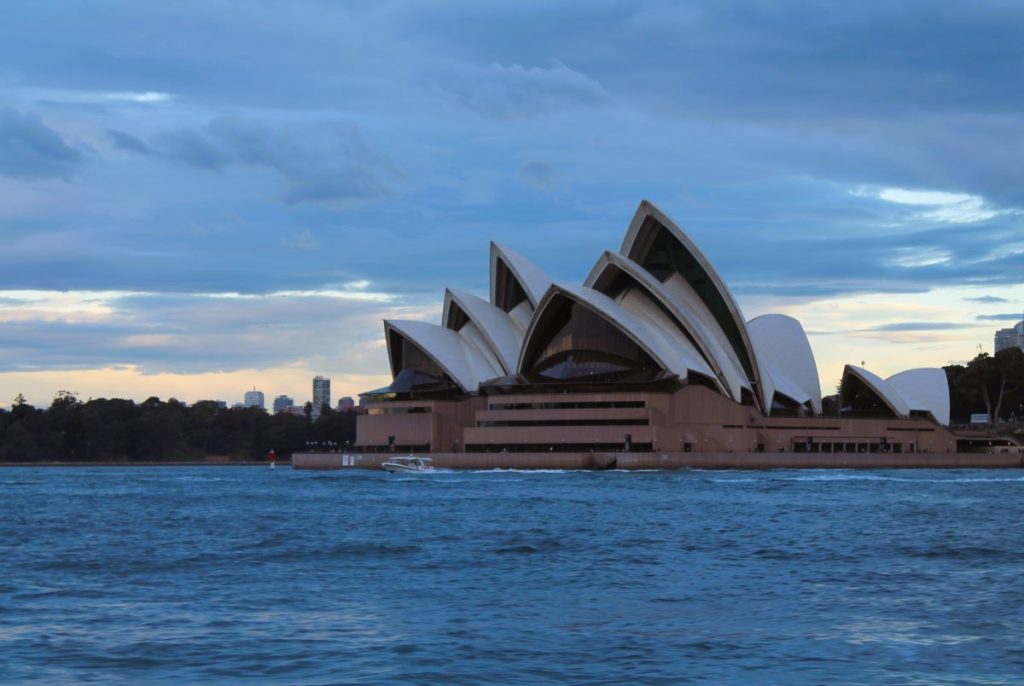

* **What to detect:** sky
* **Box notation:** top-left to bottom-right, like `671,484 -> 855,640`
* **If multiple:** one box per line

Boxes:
2,0 -> 1024,408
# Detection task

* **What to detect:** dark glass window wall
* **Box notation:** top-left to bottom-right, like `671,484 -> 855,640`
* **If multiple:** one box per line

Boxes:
523,298 -> 663,383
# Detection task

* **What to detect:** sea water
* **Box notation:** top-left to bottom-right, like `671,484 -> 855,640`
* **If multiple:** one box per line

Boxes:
2,467 -> 1023,684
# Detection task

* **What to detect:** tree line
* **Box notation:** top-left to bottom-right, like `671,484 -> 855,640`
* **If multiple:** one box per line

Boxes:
0,393 -> 358,463
945,348 -> 1024,424
3,348 -> 1022,462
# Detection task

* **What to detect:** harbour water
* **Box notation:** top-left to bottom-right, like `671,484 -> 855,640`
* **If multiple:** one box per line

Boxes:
2,467 -> 1023,684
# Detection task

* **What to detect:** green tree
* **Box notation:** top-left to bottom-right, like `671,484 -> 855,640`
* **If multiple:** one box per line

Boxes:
949,349 -> 1024,423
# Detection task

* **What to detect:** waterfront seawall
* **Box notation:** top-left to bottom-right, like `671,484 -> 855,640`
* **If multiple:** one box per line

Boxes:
292,451 -> 1024,471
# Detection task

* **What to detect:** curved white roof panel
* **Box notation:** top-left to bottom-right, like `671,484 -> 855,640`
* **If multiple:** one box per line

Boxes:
748,314 -> 823,415
518,283 -> 713,381
842,365 -> 910,418
619,200 -> 768,411
489,242 -> 553,313
584,251 -> 736,398
442,288 -> 524,375
385,319 -> 501,393
887,368 -> 950,425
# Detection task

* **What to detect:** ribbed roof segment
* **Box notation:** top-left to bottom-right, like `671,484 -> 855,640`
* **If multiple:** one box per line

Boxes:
385,319 -> 502,393
619,200 -> 768,412
442,288 -> 524,375
518,283 -> 714,381
841,365 -> 911,418
585,251 -> 738,399
748,314 -> 822,415
489,242 -> 553,312
886,368 -> 950,425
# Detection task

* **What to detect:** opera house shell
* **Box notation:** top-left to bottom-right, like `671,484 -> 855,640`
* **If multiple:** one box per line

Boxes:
358,201 -> 957,458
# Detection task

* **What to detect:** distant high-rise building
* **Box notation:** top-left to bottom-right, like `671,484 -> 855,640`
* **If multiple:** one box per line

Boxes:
995,319 -> 1024,354
273,395 -> 294,413
243,388 -> 265,410
337,396 -> 355,412
313,376 -> 331,416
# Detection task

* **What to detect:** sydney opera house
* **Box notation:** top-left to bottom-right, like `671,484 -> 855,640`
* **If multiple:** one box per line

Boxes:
355,201 -> 957,462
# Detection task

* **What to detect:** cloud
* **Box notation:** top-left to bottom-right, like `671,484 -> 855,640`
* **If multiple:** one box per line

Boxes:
965,295 -> 1009,304
107,129 -> 156,155
146,117 -> 403,206
101,91 -> 172,104
852,185 -> 1016,224
29,88 -> 173,107
885,247 -> 951,268
975,313 -> 1023,321
865,322 -> 971,332
441,60 -> 608,118
0,288 -> 406,375
517,160 -> 558,191
0,108 -> 84,180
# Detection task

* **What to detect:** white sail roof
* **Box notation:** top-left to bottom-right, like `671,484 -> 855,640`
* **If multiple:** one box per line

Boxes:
489,242 -> 553,312
748,314 -> 823,415
585,250 -> 747,401
619,200 -> 768,411
518,283 -> 714,381
842,365 -> 911,418
886,368 -> 950,425
385,319 -> 502,393
442,288 -> 524,375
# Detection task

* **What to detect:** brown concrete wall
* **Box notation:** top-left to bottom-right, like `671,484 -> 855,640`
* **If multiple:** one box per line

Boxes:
357,412 -> 436,449
462,425 -> 653,447
358,397 -> 487,452
475,407 -> 649,423
485,391 -> 653,406
356,384 -> 961,454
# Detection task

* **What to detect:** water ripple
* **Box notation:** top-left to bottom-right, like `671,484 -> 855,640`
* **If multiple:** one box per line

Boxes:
2,466 -> 1023,684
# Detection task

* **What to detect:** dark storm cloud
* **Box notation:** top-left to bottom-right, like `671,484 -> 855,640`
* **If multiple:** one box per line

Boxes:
147,118 -> 402,206
0,108 -> 84,180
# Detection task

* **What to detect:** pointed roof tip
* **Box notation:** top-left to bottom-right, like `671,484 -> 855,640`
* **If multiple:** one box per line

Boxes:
490,241 -> 554,310
635,198 -> 672,221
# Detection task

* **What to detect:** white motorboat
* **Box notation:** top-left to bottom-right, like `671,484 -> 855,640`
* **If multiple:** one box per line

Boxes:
381,456 -> 435,473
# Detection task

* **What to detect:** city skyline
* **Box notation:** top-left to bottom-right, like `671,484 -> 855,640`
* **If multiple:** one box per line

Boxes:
3,2 -> 1024,408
